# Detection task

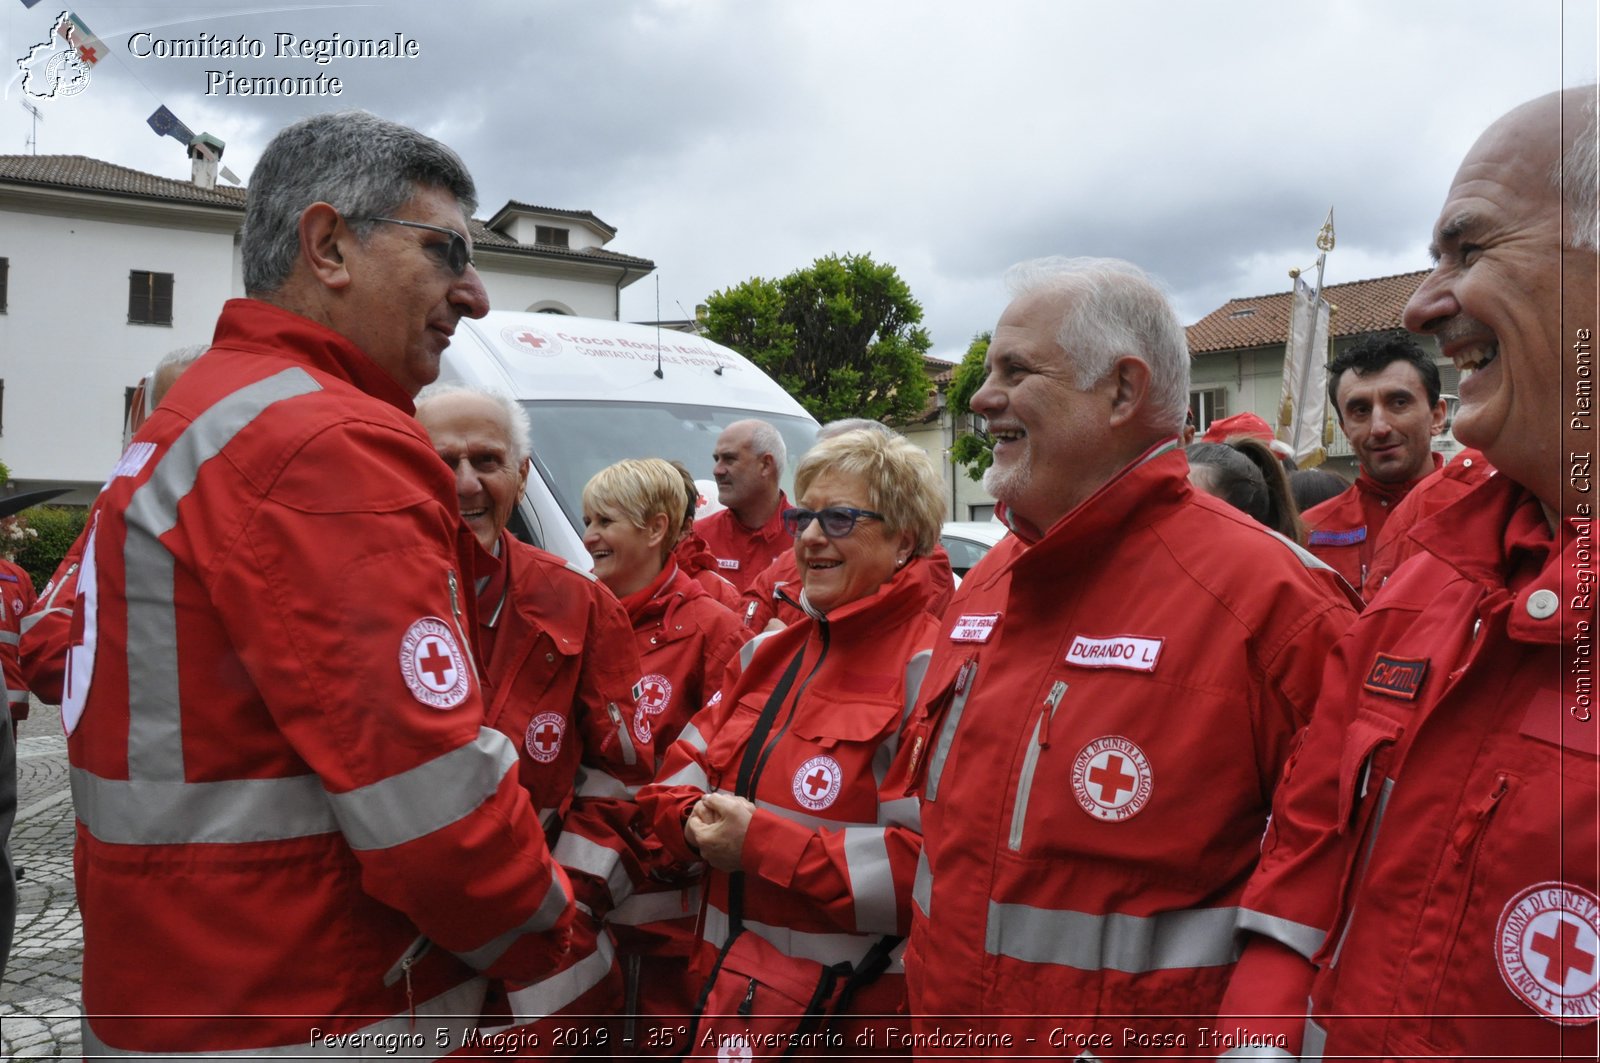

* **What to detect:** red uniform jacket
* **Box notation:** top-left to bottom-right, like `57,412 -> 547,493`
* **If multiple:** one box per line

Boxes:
638,559 -> 943,1041
1365,448 -> 1495,592
19,529 -> 81,706
0,559 -> 35,722
480,531 -> 653,1029
1302,454 -> 1441,598
67,299 -> 574,1056
903,443 -> 1358,1058
692,494 -> 792,594
1222,475 -> 1595,1060
672,533 -> 744,612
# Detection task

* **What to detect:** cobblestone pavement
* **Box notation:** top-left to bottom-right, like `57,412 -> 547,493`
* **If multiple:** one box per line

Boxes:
2,703 -> 83,1060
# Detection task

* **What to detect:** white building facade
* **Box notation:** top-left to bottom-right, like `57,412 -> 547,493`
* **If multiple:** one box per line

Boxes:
0,156 -> 654,501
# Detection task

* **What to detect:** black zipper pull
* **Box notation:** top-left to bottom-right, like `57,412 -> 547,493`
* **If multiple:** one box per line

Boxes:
738,978 -> 756,1016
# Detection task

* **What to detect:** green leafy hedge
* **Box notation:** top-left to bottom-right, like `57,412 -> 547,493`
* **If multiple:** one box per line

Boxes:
15,505 -> 87,589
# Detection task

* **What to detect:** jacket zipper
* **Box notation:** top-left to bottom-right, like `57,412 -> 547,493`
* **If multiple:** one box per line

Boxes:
607,701 -> 639,766
924,657 -> 978,802
1009,680 -> 1068,852
446,570 -> 480,680
382,934 -> 432,1023
1448,773 -> 1508,861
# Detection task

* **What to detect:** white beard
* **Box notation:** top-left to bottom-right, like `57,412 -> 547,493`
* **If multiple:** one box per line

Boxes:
982,455 -> 1030,510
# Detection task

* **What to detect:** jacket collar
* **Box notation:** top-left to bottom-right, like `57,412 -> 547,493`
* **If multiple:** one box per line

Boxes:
998,439 -> 1188,567
212,298 -> 416,414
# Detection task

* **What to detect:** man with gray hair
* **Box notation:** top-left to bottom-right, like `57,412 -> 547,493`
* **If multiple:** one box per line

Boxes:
902,257 -> 1358,1053
63,111 -> 574,1057
695,417 -> 792,593
1219,86 -> 1599,1060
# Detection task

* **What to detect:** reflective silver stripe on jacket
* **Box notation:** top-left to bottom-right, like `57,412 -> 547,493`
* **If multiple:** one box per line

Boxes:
703,904 -> 903,973
984,901 -> 1242,971
122,368 -> 323,782
843,826 -> 899,934
573,763 -> 634,800
877,795 -> 920,831
553,831 -> 633,909
333,728 -> 520,851
1329,777 -> 1394,969
607,882 -> 701,927
81,975 -> 486,1059
19,604 -> 67,635
1302,1011 -> 1326,1062
659,759 -> 710,792
1236,907 -> 1325,961
452,875 -> 572,970
677,722 -> 708,753
754,798 -> 875,833
875,649 -> 932,776
503,929 -> 617,1022
739,630 -> 778,671
72,726 -> 519,848
912,849 -> 931,918
7,688 -> 27,706
73,767 -> 336,845
0,630 -> 19,646
925,661 -> 977,802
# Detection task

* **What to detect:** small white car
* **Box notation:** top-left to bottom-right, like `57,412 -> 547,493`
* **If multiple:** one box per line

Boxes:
939,520 -> 1009,579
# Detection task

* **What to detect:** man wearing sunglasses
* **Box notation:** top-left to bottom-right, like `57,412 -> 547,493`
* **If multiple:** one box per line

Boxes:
63,111 -> 576,1058
903,257 -> 1359,1055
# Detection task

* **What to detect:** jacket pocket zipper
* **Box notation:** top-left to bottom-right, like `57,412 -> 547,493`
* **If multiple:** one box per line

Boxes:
1009,680 -> 1068,852
446,570 -> 480,681
607,701 -> 639,766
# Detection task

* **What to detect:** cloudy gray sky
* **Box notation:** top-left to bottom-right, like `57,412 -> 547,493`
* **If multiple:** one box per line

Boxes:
3,0 -> 1595,359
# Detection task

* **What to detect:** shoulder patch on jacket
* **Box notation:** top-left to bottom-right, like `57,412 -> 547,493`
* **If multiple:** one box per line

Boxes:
1308,526 -> 1367,547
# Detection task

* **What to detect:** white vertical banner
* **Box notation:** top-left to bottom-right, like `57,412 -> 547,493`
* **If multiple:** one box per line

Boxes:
1278,275 -> 1331,466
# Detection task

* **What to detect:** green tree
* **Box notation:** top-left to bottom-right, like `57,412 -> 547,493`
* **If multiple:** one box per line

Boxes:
703,253 -> 932,424
948,331 -> 993,481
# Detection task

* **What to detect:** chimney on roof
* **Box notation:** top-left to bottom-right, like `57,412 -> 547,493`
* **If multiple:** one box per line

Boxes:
188,132 -> 225,190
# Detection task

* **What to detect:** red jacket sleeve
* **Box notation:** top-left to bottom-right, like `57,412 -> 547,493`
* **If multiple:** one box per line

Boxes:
19,526 -> 87,706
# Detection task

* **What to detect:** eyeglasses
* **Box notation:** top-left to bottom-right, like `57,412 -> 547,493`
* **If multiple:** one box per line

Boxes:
360,217 -> 474,275
782,506 -> 885,538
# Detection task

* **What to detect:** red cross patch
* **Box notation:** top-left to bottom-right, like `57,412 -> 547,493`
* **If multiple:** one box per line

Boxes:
1071,736 -> 1153,822
501,325 -> 562,358
398,617 -> 471,710
1498,882 -> 1600,1025
525,712 -> 566,763
792,755 -> 843,811
631,673 -> 673,745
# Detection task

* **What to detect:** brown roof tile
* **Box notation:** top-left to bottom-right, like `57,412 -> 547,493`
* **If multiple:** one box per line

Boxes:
486,200 -> 617,239
1186,270 -> 1430,355
466,219 -> 653,269
0,154 -> 246,208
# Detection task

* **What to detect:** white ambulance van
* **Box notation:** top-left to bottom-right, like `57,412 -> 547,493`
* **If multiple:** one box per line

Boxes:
437,313 -> 818,567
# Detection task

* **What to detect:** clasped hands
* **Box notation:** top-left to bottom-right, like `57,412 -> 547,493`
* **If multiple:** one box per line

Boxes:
685,791 -> 756,873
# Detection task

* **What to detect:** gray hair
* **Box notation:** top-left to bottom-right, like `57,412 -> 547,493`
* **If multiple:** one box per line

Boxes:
1557,86 -> 1599,252
414,383 -> 532,466
156,344 -> 209,375
739,418 -> 787,476
817,417 -> 895,442
242,111 -> 478,294
1003,257 -> 1190,435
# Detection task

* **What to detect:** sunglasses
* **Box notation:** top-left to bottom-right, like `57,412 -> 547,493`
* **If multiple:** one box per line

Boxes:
360,216 -> 474,276
782,506 -> 885,538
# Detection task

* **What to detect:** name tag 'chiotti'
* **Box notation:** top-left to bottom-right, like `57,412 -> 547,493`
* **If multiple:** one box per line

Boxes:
1065,634 -> 1163,673
949,613 -> 1001,643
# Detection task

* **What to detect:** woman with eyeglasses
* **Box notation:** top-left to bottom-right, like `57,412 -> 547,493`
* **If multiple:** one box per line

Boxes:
636,429 -> 948,1051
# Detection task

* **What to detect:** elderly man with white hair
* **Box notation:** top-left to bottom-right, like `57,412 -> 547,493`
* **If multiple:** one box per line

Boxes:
1219,85 -> 1600,1061
902,257 -> 1357,1056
